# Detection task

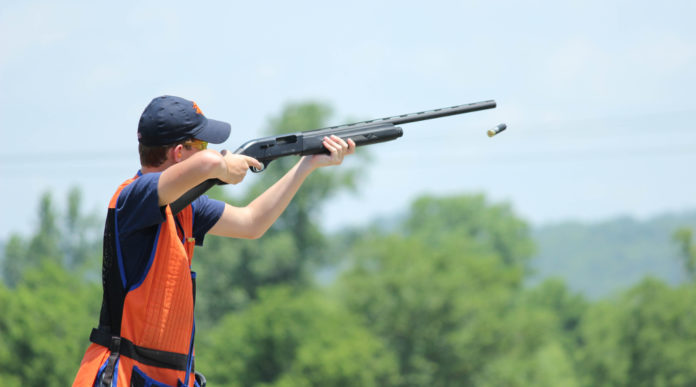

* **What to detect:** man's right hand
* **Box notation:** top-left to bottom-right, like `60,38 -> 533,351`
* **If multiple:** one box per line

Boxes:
219,150 -> 263,185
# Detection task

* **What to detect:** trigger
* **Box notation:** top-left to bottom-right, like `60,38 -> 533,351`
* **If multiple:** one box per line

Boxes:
251,162 -> 268,173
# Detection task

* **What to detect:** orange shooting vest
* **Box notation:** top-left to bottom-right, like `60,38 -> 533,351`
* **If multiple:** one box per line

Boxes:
73,175 -> 199,387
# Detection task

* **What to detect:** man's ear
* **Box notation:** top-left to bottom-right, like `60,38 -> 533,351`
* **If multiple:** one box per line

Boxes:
170,144 -> 184,163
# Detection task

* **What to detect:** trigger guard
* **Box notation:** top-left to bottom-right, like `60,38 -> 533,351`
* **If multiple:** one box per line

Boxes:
250,162 -> 268,173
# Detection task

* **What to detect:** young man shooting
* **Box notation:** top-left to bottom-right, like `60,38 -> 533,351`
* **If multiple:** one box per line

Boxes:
72,95 -> 355,387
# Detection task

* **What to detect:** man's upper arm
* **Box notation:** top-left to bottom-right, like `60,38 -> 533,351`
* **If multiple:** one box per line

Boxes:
191,195 -> 225,245
207,203 -> 258,239
117,173 -> 165,235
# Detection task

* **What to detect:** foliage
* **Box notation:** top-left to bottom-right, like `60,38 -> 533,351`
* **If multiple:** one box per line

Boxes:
337,194 -> 581,386
576,278 -> 696,386
2,188 -> 101,287
197,286 -> 399,387
673,227 -> 696,280
474,279 -> 585,387
0,187 -> 102,386
404,194 -> 535,268
0,262 -> 100,386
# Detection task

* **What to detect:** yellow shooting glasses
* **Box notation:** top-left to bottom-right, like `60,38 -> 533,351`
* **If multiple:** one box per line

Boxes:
184,138 -> 208,151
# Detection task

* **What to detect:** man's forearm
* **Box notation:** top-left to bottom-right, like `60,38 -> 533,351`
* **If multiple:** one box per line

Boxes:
210,135 -> 351,239
157,150 -> 228,206
243,157 -> 315,237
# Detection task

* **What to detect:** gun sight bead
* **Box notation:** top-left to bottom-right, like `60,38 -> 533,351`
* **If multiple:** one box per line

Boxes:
487,123 -> 507,137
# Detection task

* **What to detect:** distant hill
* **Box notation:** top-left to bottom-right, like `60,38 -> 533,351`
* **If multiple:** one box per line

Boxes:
528,212 -> 696,299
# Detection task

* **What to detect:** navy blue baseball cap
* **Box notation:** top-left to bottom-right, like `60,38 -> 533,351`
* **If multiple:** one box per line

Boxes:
137,95 -> 231,146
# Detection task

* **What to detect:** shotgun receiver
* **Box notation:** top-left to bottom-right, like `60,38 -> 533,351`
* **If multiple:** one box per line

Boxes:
170,99 -> 497,214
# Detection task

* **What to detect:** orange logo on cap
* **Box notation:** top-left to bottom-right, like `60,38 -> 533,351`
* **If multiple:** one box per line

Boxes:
192,101 -> 203,115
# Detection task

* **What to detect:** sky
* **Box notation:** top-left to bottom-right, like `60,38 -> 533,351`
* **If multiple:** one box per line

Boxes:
1,0 -> 695,238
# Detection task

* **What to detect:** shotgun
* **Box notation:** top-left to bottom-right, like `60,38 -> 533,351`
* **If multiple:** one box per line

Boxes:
170,100 -> 497,214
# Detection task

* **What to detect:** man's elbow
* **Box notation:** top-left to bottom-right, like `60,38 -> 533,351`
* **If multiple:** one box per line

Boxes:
246,226 -> 269,240
236,222 -> 267,240
240,231 -> 263,240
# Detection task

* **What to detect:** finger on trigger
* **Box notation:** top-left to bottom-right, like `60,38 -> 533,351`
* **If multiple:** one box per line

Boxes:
246,156 -> 263,169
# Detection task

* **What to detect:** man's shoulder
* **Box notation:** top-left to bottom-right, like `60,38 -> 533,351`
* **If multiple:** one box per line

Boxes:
117,172 -> 161,203
114,172 -> 166,233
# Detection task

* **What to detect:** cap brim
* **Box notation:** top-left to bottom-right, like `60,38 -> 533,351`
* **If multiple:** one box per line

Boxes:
194,118 -> 231,144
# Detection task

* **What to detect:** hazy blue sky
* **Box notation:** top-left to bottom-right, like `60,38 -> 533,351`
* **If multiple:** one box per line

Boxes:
1,0 -> 695,237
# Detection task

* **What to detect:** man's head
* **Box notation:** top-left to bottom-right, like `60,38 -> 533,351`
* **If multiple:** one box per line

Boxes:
137,96 -> 231,167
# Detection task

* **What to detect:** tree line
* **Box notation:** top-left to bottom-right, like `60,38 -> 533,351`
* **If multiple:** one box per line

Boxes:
2,102 -> 696,386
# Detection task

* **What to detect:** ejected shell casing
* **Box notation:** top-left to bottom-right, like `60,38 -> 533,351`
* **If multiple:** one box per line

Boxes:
487,123 -> 507,137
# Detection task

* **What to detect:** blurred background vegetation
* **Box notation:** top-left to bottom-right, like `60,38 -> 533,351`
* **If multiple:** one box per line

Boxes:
2,102 -> 696,386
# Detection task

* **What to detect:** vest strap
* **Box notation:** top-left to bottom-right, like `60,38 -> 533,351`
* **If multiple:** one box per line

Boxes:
99,339 -> 120,387
90,328 -> 190,371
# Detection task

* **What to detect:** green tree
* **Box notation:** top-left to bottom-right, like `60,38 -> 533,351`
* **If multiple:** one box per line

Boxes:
474,279 -> 586,387
404,194 -> 535,268
473,315 -> 580,387
61,187 -> 101,273
520,278 -> 587,348
2,235 -> 28,288
574,299 -> 629,386
2,188 -> 100,287
0,262 -> 101,386
198,286 -> 399,387
2,193 -> 61,287
576,278 -> 696,387
673,227 -> 696,281
337,194 -> 544,386
0,187 -> 102,385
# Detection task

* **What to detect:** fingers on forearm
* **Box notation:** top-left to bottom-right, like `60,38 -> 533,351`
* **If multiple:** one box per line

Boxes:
347,138 -> 356,153
323,137 -> 338,153
326,135 -> 351,155
332,135 -> 348,149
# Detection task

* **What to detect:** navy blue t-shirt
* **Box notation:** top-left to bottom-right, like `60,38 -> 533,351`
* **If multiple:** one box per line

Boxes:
114,171 -> 225,287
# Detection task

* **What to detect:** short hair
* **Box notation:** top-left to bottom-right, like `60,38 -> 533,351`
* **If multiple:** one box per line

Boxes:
139,140 -> 194,167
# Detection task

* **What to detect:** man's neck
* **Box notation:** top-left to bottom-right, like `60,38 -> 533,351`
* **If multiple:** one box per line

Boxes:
140,164 -> 168,174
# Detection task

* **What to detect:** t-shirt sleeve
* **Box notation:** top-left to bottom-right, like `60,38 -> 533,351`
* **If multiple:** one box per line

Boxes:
191,195 -> 225,246
116,172 -> 165,236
